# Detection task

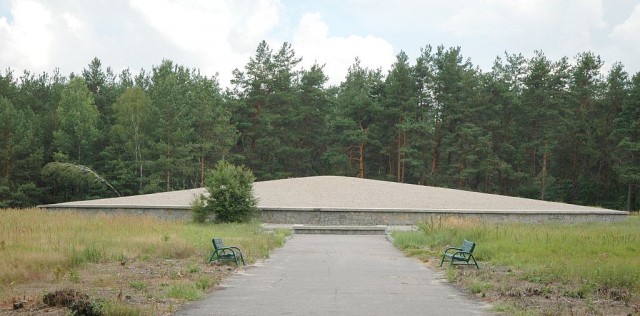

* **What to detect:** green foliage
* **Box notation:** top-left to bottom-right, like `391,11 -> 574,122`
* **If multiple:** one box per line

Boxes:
130,281 -> 148,291
190,194 -> 209,223
165,283 -> 203,301
110,86 -> 152,192
229,41 -> 306,179
53,77 -> 100,164
68,269 -> 80,283
1,208 -> 289,294
0,43 -> 638,210
393,216 -> 640,293
195,277 -> 213,291
193,160 -> 258,223
69,244 -> 105,267
0,96 -> 43,207
468,279 -> 493,294
95,299 -> 142,316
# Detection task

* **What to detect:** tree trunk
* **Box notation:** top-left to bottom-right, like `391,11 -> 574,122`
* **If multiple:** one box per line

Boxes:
139,164 -> 143,192
388,147 -> 395,179
540,149 -> 548,200
627,183 -> 637,212
532,148 -> 537,177
2,127 -> 9,180
571,150 -> 579,203
458,160 -> 465,188
596,155 -> 607,201
166,145 -> 172,191
200,156 -> 205,187
397,115 -> 404,182
359,140 -> 365,178
400,132 -> 406,183
357,122 -> 367,178
431,137 -> 440,176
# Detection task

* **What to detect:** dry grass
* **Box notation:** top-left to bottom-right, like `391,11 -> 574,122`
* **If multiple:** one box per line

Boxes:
0,208 -> 290,315
393,214 -> 640,315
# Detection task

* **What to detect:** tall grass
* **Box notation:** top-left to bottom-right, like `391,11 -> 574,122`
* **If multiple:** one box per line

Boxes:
0,208 -> 289,289
393,215 -> 640,292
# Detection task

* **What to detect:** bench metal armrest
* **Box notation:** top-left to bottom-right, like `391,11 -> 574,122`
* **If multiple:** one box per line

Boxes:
443,247 -> 464,254
215,248 -> 231,254
451,250 -> 472,258
227,246 -> 243,254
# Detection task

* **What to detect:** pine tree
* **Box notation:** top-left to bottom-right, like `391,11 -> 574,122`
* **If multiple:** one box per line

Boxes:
147,60 -> 198,191
382,51 -> 416,182
294,63 -> 331,176
482,53 -> 526,194
517,52 -> 570,200
0,97 -> 41,206
613,72 -> 640,211
331,58 -> 383,178
560,52 -> 603,204
230,41 -> 302,179
53,77 -> 100,164
189,73 -> 237,186
110,87 -> 152,192
595,63 -> 629,207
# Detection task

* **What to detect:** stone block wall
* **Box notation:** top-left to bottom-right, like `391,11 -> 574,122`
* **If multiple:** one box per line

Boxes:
41,206 -> 628,225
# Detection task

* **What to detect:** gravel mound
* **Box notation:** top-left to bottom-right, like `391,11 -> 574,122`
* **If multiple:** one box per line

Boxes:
46,176 -> 611,212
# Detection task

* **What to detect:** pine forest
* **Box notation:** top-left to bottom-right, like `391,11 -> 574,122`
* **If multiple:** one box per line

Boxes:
1,41 -> 639,211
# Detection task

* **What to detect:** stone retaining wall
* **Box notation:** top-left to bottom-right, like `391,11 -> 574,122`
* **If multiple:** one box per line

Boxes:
41,205 -> 628,224
259,208 -> 628,225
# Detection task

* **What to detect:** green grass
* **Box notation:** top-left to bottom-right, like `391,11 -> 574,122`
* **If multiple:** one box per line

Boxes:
166,282 -> 204,301
130,280 -> 148,291
393,215 -> 640,298
95,300 -> 142,316
0,208 -> 290,298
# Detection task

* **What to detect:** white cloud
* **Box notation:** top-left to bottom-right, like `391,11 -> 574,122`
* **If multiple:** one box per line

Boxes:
0,0 -> 54,71
338,0 -> 611,69
292,13 -> 395,86
0,0 -> 637,88
61,12 -> 84,38
432,0 -> 607,65
129,0 -> 282,85
610,4 -> 640,54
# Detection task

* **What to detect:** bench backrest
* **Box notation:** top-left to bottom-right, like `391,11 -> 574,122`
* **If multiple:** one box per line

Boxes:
213,238 -> 225,250
461,240 -> 476,253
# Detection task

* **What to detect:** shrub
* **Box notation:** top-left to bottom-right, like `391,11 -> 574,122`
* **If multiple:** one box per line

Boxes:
166,283 -> 203,301
192,160 -> 258,223
190,194 -> 209,223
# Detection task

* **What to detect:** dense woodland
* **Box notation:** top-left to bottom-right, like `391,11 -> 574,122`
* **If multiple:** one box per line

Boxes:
1,41 -> 639,211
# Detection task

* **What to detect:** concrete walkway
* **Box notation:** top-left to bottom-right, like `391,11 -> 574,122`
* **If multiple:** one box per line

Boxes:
176,235 -> 493,316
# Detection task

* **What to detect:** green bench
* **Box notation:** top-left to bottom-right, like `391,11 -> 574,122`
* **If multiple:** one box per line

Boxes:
439,239 -> 479,269
209,238 -> 245,267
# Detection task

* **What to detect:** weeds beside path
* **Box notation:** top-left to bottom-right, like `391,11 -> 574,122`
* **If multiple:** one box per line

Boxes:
393,215 -> 640,315
0,208 -> 290,315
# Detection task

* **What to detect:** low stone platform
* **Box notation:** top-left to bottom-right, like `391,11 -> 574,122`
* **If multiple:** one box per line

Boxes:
292,225 -> 388,235
39,176 -> 629,225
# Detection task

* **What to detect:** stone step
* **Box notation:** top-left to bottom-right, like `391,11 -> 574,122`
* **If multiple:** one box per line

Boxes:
293,225 -> 388,235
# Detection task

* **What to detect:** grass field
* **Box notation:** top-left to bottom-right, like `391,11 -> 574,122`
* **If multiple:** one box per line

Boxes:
0,208 -> 290,315
392,215 -> 640,315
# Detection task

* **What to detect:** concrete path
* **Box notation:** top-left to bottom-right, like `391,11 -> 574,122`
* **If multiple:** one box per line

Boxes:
176,235 -> 493,316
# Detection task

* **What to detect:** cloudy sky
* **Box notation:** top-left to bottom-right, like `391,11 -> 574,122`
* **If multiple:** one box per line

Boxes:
1,0 -> 639,87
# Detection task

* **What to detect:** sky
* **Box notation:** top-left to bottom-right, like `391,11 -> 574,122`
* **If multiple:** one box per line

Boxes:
1,0 -> 639,87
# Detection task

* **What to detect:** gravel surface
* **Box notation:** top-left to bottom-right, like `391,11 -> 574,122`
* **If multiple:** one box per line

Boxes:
45,176 -> 613,212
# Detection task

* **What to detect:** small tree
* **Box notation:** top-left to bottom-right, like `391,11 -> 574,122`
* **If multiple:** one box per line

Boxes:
192,160 -> 258,223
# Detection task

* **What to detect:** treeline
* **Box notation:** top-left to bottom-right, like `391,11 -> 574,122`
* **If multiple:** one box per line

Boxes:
1,41 -> 639,211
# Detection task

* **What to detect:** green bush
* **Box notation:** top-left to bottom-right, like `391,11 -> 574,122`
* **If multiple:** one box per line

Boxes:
190,194 -> 209,223
192,160 -> 258,223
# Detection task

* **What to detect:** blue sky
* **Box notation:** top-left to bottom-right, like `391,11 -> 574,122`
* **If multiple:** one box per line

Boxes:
1,0 -> 639,87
